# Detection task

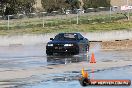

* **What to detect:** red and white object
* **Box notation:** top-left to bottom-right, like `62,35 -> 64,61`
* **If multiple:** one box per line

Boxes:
121,5 -> 132,10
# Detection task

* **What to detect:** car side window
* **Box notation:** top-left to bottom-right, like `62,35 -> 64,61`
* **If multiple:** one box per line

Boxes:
78,33 -> 84,40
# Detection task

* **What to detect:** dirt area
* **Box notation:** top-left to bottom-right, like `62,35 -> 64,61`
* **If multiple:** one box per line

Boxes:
90,40 -> 132,50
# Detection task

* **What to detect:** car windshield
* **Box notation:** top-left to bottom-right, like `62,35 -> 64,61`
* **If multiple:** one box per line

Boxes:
54,33 -> 78,41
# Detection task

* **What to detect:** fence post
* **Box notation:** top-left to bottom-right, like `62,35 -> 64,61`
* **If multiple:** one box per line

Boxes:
109,7 -> 112,21
77,10 -> 79,24
41,12 -> 47,27
7,15 -> 13,30
127,0 -> 130,20
8,15 -> 9,30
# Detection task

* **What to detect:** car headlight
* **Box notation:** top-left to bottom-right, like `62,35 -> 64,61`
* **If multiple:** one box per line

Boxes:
47,44 -> 53,46
64,44 -> 73,46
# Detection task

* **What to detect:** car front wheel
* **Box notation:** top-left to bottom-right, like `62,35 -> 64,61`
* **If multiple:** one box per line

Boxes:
46,50 -> 53,56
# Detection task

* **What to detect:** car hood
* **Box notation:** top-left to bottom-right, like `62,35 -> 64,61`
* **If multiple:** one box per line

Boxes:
47,40 -> 78,44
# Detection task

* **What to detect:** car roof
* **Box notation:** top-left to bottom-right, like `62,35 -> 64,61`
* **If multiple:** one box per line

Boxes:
58,33 -> 81,35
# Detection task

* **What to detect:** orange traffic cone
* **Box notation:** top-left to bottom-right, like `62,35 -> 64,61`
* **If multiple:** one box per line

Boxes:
90,52 -> 96,63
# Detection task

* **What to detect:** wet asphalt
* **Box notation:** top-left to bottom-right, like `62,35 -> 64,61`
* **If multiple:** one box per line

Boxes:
0,44 -> 132,88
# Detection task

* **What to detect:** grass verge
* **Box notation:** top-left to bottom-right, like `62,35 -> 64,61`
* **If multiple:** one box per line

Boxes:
0,13 -> 132,35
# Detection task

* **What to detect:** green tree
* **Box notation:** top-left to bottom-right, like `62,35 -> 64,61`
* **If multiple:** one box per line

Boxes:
65,0 -> 83,9
17,0 -> 35,14
41,0 -> 70,12
0,0 -> 8,15
1,0 -> 35,16
83,0 -> 111,9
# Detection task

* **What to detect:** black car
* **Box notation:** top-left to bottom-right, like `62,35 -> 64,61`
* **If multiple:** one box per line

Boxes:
46,33 -> 90,55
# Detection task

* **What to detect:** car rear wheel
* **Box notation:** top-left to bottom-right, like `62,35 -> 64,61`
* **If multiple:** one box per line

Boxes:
86,45 -> 89,52
82,45 -> 89,52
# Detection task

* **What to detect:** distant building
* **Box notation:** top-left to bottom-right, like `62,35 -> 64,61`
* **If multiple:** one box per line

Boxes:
34,0 -> 43,11
111,0 -> 132,6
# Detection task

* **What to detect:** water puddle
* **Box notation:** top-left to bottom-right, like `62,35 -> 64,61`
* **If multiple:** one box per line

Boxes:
23,65 -> 132,88
0,44 -> 132,88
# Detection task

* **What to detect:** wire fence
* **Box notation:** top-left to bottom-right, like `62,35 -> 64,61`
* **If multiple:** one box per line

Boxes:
0,6 -> 132,30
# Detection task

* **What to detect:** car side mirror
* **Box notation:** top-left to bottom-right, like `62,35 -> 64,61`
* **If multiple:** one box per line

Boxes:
50,38 -> 54,40
85,38 -> 88,40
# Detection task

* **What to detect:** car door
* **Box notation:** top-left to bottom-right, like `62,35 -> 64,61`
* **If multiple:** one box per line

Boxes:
77,34 -> 88,53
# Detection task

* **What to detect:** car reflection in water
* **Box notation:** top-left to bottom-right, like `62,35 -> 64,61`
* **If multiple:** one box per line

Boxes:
47,54 -> 90,65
